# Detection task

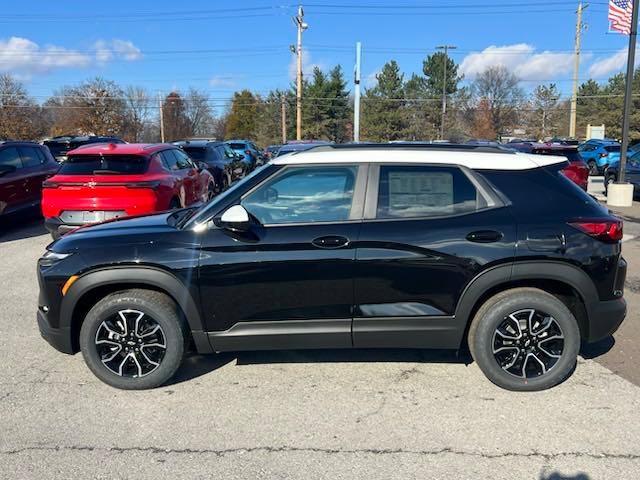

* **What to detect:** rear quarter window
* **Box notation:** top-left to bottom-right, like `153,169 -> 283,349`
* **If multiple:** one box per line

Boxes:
59,155 -> 149,175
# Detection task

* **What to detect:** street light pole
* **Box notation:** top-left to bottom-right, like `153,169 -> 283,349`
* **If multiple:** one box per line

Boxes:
569,2 -> 588,139
354,42 -> 362,142
436,45 -> 456,141
293,6 -> 308,141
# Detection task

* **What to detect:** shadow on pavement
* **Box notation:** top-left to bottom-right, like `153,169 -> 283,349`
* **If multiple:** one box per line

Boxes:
580,336 -> 615,360
169,348 -> 471,386
0,210 -> 48,243
540,473 -> 590,480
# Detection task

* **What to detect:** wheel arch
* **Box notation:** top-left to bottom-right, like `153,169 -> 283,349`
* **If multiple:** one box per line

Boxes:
455,261 -> 596,348
60,266 -> 209,353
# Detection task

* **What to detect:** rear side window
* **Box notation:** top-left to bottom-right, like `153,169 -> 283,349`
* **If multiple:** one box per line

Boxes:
182,147 -> 206,161
18,147 -> 43,167
0,147 -> 22,169
59,155 -> 149,175
481,167 -> 606,217
605,145 -> 621,152
377,166 -> 481,219
229,143 -> 246,151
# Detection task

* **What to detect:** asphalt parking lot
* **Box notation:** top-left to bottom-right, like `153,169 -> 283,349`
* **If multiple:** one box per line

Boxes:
1,202 -> 640,479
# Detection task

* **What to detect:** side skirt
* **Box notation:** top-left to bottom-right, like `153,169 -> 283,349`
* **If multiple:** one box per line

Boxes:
352,316 -> 465,349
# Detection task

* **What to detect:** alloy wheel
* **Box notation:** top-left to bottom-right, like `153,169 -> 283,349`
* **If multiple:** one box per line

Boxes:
94,309 -> 167,378
492,308 -> 565,379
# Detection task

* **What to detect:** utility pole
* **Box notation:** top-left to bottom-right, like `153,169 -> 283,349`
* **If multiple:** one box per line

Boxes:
569,2 -> 588,139
158,91 -> 165,143
293,6 -> 308,141
436,45 -> 456,141
353,41 -> 362,142
281,94 -> 287,144
617,0 -> 639,184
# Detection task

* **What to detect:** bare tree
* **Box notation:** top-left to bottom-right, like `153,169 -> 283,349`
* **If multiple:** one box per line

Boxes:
123,86 -> 151,142
0,74 -> 47,140
184,88 -> 214,137
471,66 -> 524,140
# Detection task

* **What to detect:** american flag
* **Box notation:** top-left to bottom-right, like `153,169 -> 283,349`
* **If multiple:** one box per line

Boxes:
609,0 -> 633,35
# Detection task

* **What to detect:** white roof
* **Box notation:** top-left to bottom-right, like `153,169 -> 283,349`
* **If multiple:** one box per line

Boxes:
271,148 -> 566,170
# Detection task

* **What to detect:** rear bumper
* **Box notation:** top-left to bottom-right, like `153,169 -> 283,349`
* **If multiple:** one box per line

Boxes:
586,297 -> 626,342
37,309 -> 74,354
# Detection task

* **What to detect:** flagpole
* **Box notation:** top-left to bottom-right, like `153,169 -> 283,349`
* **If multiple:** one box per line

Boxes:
618,0 -> 639,184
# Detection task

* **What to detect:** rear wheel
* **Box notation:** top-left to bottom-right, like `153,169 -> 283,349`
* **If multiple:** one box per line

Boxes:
207,183 -> 215,201
588,160 -> 599,176
468,288 -> 580,391
79,289 -> 188,390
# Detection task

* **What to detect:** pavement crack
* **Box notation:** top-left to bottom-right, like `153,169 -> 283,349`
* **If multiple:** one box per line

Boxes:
2,445 -> 640,461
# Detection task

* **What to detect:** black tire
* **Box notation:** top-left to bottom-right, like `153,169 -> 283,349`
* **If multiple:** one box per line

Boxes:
50,231 -> 61,241
79,289 -> 188,390
468,287 -> 580,391
587,160 -> 599,176
207,183 -> 216,201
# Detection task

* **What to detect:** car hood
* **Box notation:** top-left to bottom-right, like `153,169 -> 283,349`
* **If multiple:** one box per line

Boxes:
50,211 -> 184,252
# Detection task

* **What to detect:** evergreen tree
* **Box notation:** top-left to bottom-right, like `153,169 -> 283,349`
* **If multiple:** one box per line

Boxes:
225,89 -> 259,139
362,60 -> 407,141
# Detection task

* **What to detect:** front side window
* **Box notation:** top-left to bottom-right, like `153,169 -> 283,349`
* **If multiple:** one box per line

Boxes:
377,165 -> 480,219
242,166 -> 358,224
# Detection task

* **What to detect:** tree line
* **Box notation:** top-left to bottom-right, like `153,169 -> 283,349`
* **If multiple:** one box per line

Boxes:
0,53 -> 638,145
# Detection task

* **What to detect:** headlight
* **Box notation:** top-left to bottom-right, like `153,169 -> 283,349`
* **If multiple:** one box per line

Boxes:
39,251 -> 73,267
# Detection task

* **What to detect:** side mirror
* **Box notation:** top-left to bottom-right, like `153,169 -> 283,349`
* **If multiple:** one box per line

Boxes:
0,165 -> 16,176
218,205 -> 251,232
237,154 -> 245,160
197,161 -> 208,171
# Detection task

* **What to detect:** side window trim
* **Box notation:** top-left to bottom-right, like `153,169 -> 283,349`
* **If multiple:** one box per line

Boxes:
239,163 -> 368,226
363,163 -> 503,221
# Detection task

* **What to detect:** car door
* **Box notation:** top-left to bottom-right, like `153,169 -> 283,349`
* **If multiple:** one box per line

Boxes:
174,149 -> 200,203
197,163 -> 367,351
352,163 -> 516,349
625,154 -> 640,189
0,146 -> 27,215
17,146 -> 48,206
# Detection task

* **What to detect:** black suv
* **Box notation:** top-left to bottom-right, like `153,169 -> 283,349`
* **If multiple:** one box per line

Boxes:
43,135 -> 125,162
172,140 -> 247,191
37,144 -> 627,391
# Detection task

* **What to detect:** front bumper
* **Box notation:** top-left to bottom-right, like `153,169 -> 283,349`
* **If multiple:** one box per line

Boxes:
37,308 -> 74,354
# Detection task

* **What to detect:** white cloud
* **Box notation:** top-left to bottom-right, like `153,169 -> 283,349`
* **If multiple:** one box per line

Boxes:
460,43 -> 576,81
588,47 -> 640,78
288,50 -> 324,81
0,37 -> 92,76
0,37 -> 142,78
93,39 -> 142,64
209,75 -> 237,88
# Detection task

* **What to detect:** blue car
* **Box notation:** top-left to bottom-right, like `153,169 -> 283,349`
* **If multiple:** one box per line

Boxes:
226,140 -> 263,172
578,140 -> 621,175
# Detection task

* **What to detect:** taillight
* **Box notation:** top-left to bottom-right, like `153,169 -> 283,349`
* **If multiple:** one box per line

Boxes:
126,181 -> 161,189
569,218 -> 623,243
42,181 -> 59,188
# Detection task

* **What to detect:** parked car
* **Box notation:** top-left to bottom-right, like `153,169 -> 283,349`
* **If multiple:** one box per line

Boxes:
276,140 -> 333,157
548,137 -> 580,146
578,140 -> 621,175
0,141 -> 59,218
530,145 -> 589,190
37,143 -> 626,391
41,143 -> 215,239
505,141 -> 541,153
226,140 -> 263,171
43,135 -> 125,162
173,140 -> 247,192
604,150 -> 640,196
264,144 -> 282,160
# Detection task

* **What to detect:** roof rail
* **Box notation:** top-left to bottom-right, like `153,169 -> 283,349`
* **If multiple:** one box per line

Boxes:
304,142 -> 515,155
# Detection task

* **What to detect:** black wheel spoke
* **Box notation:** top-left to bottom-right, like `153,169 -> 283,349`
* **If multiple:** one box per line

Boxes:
95,309 -> 166,378
492,308 -> 564,379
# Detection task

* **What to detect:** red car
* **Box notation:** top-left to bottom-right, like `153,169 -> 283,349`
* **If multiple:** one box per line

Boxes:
42,143 -> 215,238
530,145 -> 589,191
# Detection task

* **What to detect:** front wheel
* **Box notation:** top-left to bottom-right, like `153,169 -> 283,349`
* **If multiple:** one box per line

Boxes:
588,160 -> 599,176
605,174 -> 616,195
468,287 -> 580,391
79,289 -> 188,389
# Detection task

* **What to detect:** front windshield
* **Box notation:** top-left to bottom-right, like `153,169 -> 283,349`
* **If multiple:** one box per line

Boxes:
184,163 -> 270,227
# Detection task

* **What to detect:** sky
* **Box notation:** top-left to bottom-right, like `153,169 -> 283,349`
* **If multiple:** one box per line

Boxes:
0,0 -> 637,110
